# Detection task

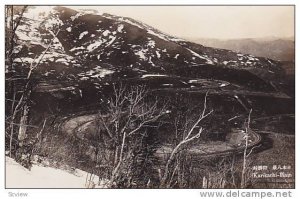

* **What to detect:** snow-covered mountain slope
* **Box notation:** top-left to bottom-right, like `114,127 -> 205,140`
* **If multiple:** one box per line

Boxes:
13,6 -> 284,90
6,156 -> 107,188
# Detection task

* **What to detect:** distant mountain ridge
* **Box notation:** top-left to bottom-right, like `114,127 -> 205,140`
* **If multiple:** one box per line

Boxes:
187,37 -> 295,62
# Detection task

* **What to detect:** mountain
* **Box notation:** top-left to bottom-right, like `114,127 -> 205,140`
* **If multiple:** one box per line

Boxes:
187,38 -> 295,62
12,6 -> 287,98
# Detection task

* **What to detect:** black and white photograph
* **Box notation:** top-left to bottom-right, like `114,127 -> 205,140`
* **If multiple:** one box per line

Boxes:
4,4 -> 295,191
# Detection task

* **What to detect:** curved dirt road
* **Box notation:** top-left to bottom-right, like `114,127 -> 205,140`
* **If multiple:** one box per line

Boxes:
60,112 -> 262,159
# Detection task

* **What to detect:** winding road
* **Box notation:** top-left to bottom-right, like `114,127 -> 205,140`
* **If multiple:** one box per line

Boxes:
59,112 -> 262,159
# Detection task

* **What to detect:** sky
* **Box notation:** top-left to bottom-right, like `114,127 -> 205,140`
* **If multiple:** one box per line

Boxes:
67,6 -> 294,40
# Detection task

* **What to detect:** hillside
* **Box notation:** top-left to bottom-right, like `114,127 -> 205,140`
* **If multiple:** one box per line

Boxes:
5,6 -> 295,189
12,6 -> 285,93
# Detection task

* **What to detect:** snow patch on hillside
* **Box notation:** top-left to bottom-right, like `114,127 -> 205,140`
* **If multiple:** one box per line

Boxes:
66,27 -> 72,32
105,36 -> 116,47
103,14 -> 184,44
87,40 -> 104,51
44,17 -> 63,30
156,51 -> 161,58
117,24 -> 124,32
78,66 -> 114,79
141,74 -> 167,78
102,30 -> 111,37
69,46 -> 86,52
6,157 -> 107,188
147,39 -> 156,48
118,18 -> 144,29
70,12 -> 82,21
16,21 -> 44,46
23,6 -> 55,20
135,49 -> 148,61
186,48 -> 214,64
79,31 -> 89,39
15,30 -> 31,41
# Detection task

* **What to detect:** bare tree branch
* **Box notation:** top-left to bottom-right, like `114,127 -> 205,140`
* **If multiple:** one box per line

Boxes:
160,92 -> 213,188
8,26 -> 61,157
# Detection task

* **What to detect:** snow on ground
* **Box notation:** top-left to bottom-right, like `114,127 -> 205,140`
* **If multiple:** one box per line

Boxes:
6,157 -> 107,188
69,46 -> 86,52
188,79 -> 198,83
185,48 -> 214,65
87,39 -> 105,51
105,36 -> 116,48
16,22 -> 43,47
70,12 -> 82,21
116,18 -> 144,29
117,24 -> 124,32
155,51 -> 161,58
51,37 -> 65,52
78,67 -> 114,79
147,39 -> 155,48
79,31 -> 89,40
44,17 -> 63,31
102,30 -> 111,37
223,61 -> 229,65
169,37 -> 185,42
148,56 -> 155,66
103,15 -> 184,43
267,59 -> 275,65
141,74 -> 167,78
23,6 -> 55,20
219,83 -> 228,87
72,7 -> 104,16
39,52 -> 74,64
15,30 -> 31,41
66,27 -> 72,32
14,57 -> 34,64
134,49 -> 148,61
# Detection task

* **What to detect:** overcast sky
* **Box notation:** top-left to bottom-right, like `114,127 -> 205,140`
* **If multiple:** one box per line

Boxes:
67,6 -> 294,39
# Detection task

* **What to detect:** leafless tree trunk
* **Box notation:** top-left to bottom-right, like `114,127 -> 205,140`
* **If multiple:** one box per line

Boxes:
241,109 -> 252,188
5,5 -> 28,157
160,92 -> 213,188
8,29 -> 60,158
109,131 -> 126,185
5,6 -> 61,161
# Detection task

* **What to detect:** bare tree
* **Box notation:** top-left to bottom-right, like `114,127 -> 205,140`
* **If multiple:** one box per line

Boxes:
91,84 -> 167,187
201,158 -> 229,188
5,6 -> 61,167
5,5 -> 28,157
241,109 -> 252,188
159,92 -> 213,188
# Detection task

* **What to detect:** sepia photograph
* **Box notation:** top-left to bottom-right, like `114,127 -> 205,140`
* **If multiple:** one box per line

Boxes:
4,5 -> 295,190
